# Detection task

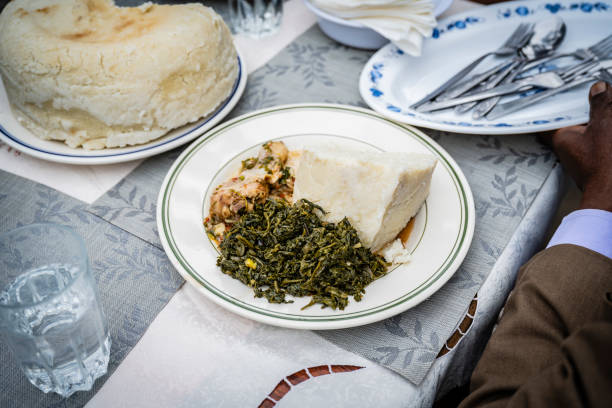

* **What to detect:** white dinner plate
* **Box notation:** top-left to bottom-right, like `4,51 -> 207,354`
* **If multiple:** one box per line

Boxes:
360,0 -> 612,134
0,49 -> 247,165
157,104 -> 475,330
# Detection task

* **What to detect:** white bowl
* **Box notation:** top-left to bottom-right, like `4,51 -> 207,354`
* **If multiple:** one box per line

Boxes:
303,0 -> 454,50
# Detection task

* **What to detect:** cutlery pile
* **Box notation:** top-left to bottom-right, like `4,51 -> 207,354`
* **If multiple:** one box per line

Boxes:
411,17 -> 612,120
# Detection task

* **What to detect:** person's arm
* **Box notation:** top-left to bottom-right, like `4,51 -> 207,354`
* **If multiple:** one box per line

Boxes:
459,81 -> 612,408
459,244 -> 612,408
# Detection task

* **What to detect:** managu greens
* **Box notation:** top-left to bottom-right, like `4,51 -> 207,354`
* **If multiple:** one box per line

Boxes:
216,199 -> 389,310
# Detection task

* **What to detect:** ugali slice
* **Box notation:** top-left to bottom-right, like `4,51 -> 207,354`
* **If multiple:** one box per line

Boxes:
292,149 -> 437,251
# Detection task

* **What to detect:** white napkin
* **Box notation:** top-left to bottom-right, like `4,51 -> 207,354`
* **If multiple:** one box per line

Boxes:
310,0 -> 436,56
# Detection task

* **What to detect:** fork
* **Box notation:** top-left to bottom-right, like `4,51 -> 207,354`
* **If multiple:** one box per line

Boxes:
521,33 -> 612,72
410,23 -> 534,109
472,34 -> 612,118
486,67 -> 612,120
558,36 -> 612,79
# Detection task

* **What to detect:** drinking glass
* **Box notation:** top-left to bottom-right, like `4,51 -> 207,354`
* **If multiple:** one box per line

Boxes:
228,0 -> 283,38
0,224 -> 110,397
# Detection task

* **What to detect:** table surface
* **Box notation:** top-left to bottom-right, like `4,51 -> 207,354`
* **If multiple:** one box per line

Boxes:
0,1 -> 569,406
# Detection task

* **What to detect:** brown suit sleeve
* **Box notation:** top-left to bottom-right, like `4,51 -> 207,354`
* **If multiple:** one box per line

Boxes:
459,244 -> 612,408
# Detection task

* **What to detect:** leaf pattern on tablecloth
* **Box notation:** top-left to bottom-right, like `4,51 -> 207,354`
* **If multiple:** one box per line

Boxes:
373,315 -> 441,368
449,266 -> 485,291
480,239 -> 503,266
286,42 -> 339,88
112,306 -> 149,357
486,167 -> 539,218
262,63 -> 292,77
477,135 -> 554,166
85,149 -> 182,250
28,188 -> 94,225
91,179 -> 156,224
94,229 -> 182,297
233,75 -> 280,114
88,173 -> 163,249
347,52 -> 373,65
0,235 -> 35,272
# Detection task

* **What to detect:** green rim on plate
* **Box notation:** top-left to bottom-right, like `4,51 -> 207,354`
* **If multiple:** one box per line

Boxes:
160,105 -> 471,322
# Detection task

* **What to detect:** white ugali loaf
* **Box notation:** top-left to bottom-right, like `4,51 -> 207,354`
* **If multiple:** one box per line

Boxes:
0,0 -> 238,149
292,149 -> 437,251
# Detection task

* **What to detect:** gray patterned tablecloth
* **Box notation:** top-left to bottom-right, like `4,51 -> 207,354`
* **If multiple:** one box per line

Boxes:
88,25 -> 555,385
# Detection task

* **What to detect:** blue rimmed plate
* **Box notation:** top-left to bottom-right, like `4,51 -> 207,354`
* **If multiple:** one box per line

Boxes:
0,49 -> 247,165
157,104 -> 475,330
359,0 -> 611,134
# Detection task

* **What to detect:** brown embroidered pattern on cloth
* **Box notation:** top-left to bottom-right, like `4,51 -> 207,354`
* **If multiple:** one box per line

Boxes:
259,365 -> 364,407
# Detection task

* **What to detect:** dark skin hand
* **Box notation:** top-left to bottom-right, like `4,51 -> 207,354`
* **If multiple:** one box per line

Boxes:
541,81 -> 612,212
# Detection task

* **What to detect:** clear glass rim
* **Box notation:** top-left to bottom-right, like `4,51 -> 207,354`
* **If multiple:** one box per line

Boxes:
0,223 -> 89,310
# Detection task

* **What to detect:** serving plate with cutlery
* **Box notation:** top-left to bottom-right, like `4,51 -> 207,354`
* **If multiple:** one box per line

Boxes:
360,0 -> 612,134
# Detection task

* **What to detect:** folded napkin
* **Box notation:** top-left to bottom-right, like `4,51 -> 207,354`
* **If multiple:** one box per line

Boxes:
311,0 -> 436,56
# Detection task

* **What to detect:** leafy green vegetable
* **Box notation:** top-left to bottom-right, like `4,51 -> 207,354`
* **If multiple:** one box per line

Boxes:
216,199 -> 389,310
277,167 -> 292,186
241,157 -> 257,170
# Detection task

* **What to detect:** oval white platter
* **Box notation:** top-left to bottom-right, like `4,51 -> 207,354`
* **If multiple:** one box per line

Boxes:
360,0 -> 612,134
0,49 -> 247,165
157,104 -> 475,330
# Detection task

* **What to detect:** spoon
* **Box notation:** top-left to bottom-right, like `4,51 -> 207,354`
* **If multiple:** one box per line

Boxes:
470,17 -> 566,118
520,17 -> 567,60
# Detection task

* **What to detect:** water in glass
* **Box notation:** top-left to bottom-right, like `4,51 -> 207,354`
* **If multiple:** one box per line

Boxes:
229,0 -> 283,38
0,224 -> 110,398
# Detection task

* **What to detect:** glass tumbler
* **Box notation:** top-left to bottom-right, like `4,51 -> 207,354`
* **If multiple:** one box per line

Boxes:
0,224 -> 110,397
228,0 -> 283,38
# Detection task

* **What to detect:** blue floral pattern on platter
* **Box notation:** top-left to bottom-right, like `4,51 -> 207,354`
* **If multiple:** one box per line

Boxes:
427,2 -> 611,35
362,0 -> 610,131
432,17 -> 483,39
496,1 -> 609,18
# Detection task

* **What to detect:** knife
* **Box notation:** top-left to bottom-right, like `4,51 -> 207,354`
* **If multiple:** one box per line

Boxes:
416,72 -> 566,112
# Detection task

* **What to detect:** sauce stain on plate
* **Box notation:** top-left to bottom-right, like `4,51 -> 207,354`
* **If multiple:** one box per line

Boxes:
399,217 -> 416,246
